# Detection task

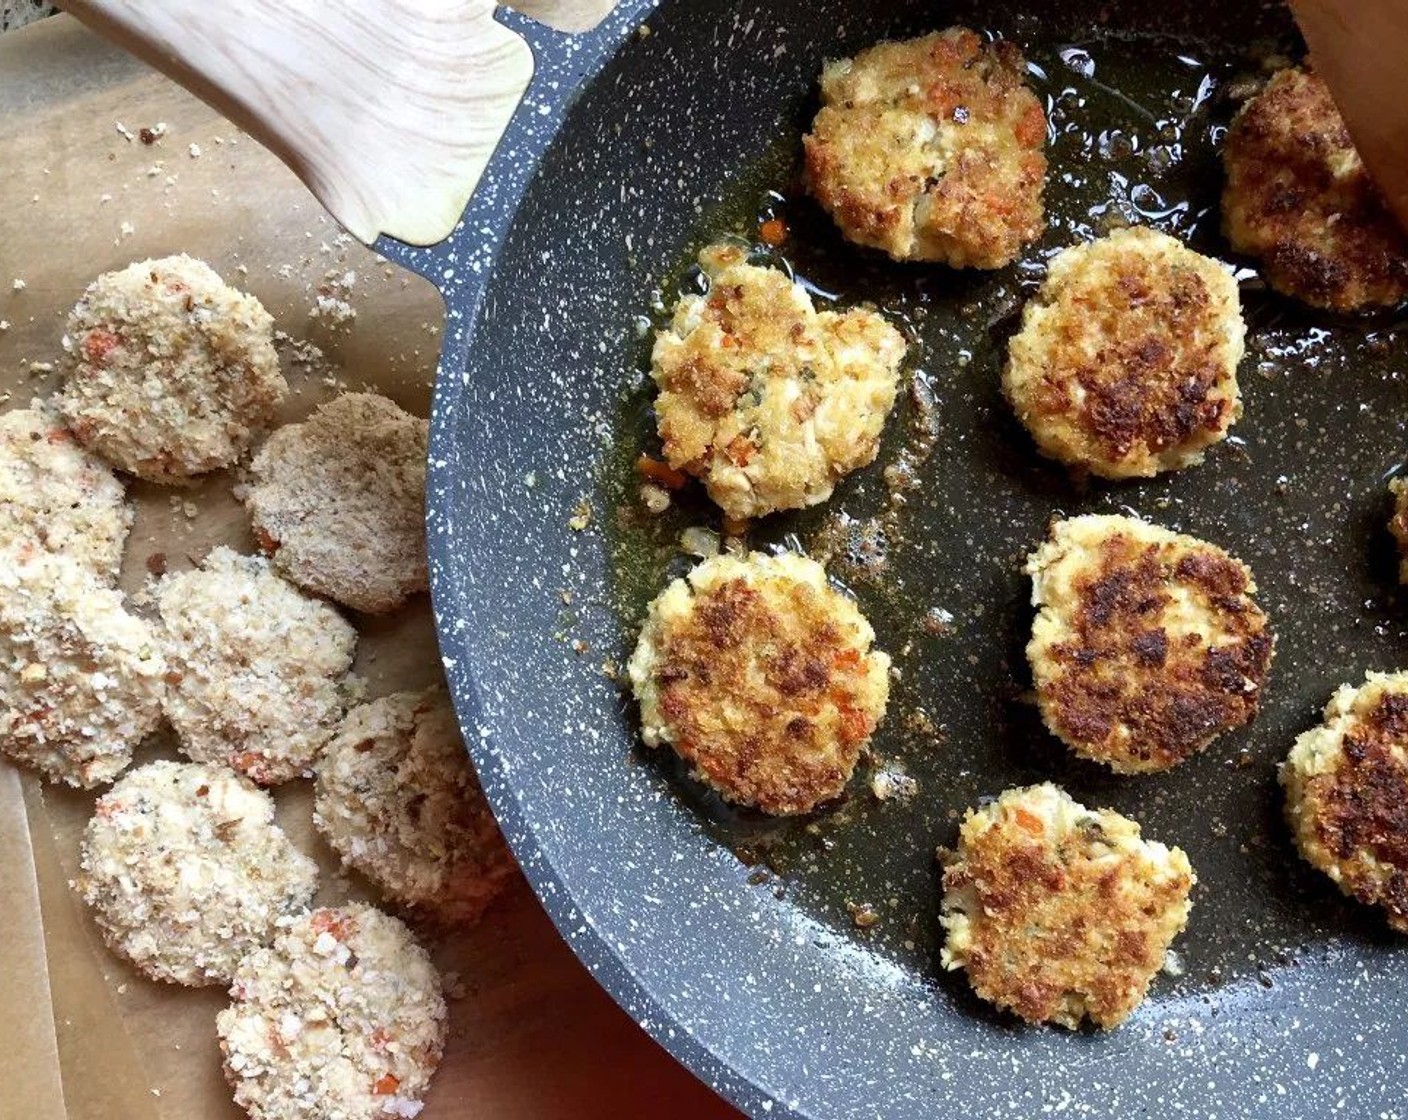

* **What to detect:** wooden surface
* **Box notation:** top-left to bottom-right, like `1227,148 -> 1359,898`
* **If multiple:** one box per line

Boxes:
0,11 -> 739,1120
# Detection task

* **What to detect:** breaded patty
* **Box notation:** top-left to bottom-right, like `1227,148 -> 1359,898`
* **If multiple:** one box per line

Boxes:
245,393 -> 429,614
77,761 -> 319,986
315,688 -> 516,927
940,783 -> 1194,1030
58,255 -> 287,482
1389,478 -> 1408,584
158,547 -> 358,785
0,548 -> 164,787
1004,228 -> 1246,479
1223,67 -> 1408,312
1282,672 -> 1408,931
0,406 -> 131,578
804,28 -> 1047,268
651,244 -> 906,520
628,551 -> 890,815
218,904 -> 446,1120
1026,515 -> 1273,773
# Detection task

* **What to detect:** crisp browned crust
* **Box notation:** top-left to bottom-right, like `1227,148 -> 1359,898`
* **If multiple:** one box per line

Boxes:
1003,228 -> 1245,479
1027,516 -> 1273,773
940,784 -> 1194,1030
803,28 -> 1046,268
1283,673 -> 1408,932
1223,67 -> 1408,312
628,553 -> 890,815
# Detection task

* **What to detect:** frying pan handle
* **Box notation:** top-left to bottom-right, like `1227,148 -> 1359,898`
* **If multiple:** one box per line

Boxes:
53,0 -> 562,247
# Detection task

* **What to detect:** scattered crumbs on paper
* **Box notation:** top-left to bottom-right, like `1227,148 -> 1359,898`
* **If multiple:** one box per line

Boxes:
114,121 -> 135,142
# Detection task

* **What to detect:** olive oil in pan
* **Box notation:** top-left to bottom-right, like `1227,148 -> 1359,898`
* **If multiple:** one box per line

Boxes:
600,23 -> 1408,990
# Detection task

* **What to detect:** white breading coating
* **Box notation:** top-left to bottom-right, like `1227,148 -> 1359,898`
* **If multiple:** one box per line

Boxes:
158,547 -> 358,786
651,244 -> 906,521
0,406 -> 132,579
245,393 -> 429,615
315,688 -> 515,926
77,760 -> 320,986
57,255 -> 287,483
218,904 -> 447,1120
0,548 -> 164,787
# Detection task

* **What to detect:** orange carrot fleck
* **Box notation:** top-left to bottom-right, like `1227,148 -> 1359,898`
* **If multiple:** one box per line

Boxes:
372,1074 -> 400,1096
636,454 -> 688,490
759,217 -> 788,246
1013,807 -> 1045,836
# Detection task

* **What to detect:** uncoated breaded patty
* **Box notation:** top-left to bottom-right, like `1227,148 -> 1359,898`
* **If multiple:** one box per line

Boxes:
0,406 -> 132,579
1026,515 -> 1273,773
804,28 -> 1047,268
1003,228 -> 1245,479
245,393 -> 429,614
940,782 -> 1195,1030
0,547 -> 164,788
218,904 -> 446,1120
628,551 -> 890,815
315,688 -> 516,927
77,760 -> 319,986
1281,672 -> 1408,932
158,547 -> 358,785
651,244 -> 906,521
1223,67 -> 1408,312
58,255 -> 287,482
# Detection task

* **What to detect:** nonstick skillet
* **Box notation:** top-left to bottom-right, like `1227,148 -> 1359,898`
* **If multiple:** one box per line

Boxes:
70,1 -> 1408,1116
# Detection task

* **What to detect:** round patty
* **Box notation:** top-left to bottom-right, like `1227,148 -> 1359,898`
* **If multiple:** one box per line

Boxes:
158,547 -> 357,785
0,406 -> 131,579
940,782 -> 1195,1030
652,243 -> 906,521
77,760 -> 319,986
1282,672 -> 1408,932
315,688 -> 516,926
245,393 -> 429,614
628,551 -> 890,815
1222,67 -> 1408,312
58,255 -> 287,482
218,904 -> 446,1120
803,27 -> 1047,268
1026,515 -> 1273,773
1003,227 -> 1245,479
0,548 -> 164,787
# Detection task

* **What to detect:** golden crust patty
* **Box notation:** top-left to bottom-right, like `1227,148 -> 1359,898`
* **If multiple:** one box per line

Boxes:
1281,672 -> 1408,932
651,244 -> 906,521
0,407 -> 132,579
1003,228 -> 1245,479
1223,67 -> 1408,312
315,688 -> 516,927
1026,515 -> 1273,773
803,28 -> 1047,268
628,551 -> 890,815
57,255 -> 287,482
1388,478 -> 1408,584
940,783 -> 1195,1030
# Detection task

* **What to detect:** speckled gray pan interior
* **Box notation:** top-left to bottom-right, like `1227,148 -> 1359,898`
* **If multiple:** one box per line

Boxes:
380,1 -> 1408,1116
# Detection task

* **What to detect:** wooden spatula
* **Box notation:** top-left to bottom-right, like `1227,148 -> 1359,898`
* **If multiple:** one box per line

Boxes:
1291,0 -> 1408,234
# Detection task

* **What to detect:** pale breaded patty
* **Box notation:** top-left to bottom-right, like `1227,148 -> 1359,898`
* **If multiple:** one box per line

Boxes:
77,760 -> 319,986
1223,67 -> 1408,312
940,783 -> 1195,1030
158,547 -> 358,785
804,28 -> 1047,268
58,255 -> 287,482
0,406 -> 131,579
1004,228 -> 1245,479
245,393 -> 429,614
315,688 -> 516,927
1388,477 -> 1408,584
0,548 -> 164,787
1281,672 -> 1408,932
1026,515 -> 1273,773
651,244 -> 906,521
628,551 -> 890,815
218,904 -> 446,1120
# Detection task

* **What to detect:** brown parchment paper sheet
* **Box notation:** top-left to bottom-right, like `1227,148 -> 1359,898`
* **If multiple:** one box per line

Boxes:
0,11 -> 735,1119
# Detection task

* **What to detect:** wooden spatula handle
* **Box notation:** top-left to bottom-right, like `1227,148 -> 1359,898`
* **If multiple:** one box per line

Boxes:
55,0 -> 534,247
